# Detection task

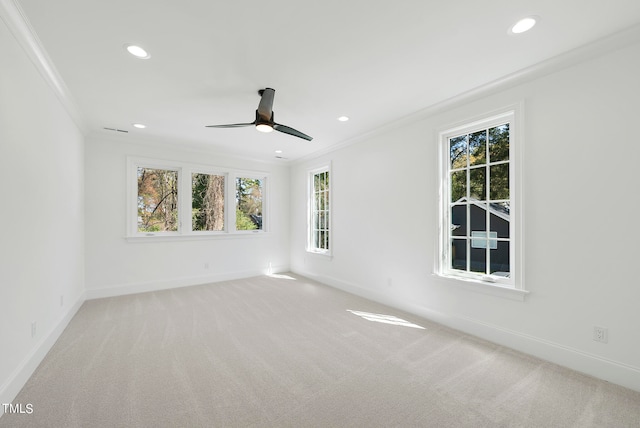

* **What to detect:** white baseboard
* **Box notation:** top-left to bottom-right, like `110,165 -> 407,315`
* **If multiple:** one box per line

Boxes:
0,291 -> 85,411
292,269 -> 640,393
86,266 -> 290,300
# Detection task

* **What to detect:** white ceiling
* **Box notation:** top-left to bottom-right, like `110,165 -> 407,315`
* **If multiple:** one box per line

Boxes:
15,0 -> 640,162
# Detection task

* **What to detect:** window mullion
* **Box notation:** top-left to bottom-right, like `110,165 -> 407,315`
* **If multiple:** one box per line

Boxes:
485,128 -> 490,274
180,167 -> 189,233
465,134 -> 471,272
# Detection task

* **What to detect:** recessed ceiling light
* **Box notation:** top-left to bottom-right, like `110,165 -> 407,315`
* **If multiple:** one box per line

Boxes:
124,44 -> 150,59
132,123 -> 146,129
338,116 -> 349,122
509,16 -> 538,34
275,150 -> 283,154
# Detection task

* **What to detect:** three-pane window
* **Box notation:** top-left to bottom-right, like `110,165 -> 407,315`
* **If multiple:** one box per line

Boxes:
129,159 -> 267,237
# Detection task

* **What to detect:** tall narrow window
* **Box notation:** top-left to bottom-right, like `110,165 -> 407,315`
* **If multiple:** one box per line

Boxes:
309,166 -> 330,254
192,173 -> 225,231
137,167 -> 179,232
440,110 -> 520,288
236,177 -> 263,230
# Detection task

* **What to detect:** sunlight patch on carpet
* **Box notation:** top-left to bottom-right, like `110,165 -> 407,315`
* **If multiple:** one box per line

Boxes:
347,310 -> 425,329
267,273 -> 297,280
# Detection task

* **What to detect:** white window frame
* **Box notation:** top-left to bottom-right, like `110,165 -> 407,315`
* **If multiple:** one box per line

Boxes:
307,163 -> 332,256
127,157 -> 269,240
436,106 -> 526,297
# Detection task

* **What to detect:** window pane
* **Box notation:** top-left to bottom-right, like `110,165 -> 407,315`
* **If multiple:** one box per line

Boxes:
471,231 -> 497,249
490,241 -> 510,276
469,167 -> 486,201
469,130 -> 487,166
451,239 -> 467,271
469,203 -> 486,233
489,124 -> 509,162
451,170 -> 466,202
489,202 -> 510,239
451,204 -> 467,237
316,172 -> 328,191
450,135 -> 467,169
236,177 -> 263,230
192,173 -> 224,231
470,246 -> 487,273
490,164 -> 509,200
137,167 -> 178,232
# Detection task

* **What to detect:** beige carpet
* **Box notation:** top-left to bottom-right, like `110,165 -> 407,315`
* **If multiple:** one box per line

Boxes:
2,274 -> 639,427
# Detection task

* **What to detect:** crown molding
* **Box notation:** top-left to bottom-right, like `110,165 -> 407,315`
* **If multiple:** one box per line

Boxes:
86,129 -> 289,167
292,23 -> 640,166
0,0 -> 88,134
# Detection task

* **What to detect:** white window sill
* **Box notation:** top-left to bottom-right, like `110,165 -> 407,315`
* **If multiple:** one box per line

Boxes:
126,231 -> 270,242
433,273 -> 529,301
306,249 -> 333,260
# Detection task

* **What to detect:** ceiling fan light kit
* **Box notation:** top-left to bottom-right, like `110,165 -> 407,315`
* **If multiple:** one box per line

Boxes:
256,123 -> 274,133
206,88 -> 313,141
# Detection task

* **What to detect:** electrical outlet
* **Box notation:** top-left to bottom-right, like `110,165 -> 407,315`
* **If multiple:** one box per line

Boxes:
204,263 -> 210,269
31,321 -> 37,338
60,295 -> 64,307
593,326 -> 608,343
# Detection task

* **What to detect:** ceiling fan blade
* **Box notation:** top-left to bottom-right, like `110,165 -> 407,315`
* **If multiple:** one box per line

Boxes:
273,123 -> 313,141
257,88 -> 275,121
206,122 -> 255,128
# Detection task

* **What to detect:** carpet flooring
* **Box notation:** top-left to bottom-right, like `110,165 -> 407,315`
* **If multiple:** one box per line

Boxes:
2,273 -> 639,427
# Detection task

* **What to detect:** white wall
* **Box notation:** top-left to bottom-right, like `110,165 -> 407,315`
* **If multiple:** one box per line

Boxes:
84,135 -> 290,298
290,39 -> 640,390
0,16 -> 85,405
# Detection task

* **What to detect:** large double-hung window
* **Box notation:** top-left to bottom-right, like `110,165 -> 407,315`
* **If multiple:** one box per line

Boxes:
438,109 -> 523,292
